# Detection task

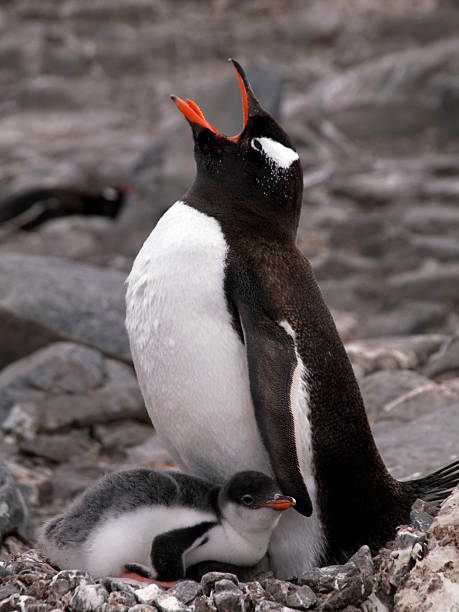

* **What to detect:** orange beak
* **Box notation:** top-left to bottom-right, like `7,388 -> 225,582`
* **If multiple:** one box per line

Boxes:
259,496 -> 296,511
170,59 -> 250,141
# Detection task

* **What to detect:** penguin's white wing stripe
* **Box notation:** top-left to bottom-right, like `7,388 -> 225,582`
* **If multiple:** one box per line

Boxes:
253,137 -> 299,169
279,321 -> 312,472
277,320 -> 325,564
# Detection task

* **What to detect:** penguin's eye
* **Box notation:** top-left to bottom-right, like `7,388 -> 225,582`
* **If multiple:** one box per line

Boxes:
241,494 -> 254,506
251,138 -> 262,152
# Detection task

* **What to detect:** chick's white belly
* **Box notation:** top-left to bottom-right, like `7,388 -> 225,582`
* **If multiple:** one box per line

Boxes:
126,202 -> 271,482
85,506 -> 216,577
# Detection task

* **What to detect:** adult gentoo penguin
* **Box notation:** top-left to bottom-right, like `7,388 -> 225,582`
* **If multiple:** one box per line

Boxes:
125,59 -> 459,578
40,469 -> 295,580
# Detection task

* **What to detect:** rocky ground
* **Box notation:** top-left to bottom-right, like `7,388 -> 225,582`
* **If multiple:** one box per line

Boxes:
1,0 -> 459,610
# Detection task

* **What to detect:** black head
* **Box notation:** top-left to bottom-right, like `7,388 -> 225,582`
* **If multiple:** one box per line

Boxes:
219,471 -> 296,512
170,60 -> 303,241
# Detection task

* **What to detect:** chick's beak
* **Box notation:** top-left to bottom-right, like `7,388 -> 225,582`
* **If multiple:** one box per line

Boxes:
258,495 -> 296,511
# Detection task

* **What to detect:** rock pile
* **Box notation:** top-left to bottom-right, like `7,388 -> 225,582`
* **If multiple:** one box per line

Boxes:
0,486 -> 457,611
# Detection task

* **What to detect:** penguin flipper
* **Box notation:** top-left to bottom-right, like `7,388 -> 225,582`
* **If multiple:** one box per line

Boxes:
236,300 -> 313,517
124,563 -> 155,579
151,521 -> 217,581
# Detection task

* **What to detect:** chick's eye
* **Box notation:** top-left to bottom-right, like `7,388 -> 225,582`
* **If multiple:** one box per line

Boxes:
251,138 -> 262,152
241,494 -> 254,506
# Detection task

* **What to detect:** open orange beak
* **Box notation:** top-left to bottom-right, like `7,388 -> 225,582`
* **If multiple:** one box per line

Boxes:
170,59 -> 254,142
259,496 -> 296,511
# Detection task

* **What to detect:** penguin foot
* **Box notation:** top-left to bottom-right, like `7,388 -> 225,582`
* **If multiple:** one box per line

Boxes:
122,563 -> 178,588
119,571 -> 177,587
119,571 -> 156,583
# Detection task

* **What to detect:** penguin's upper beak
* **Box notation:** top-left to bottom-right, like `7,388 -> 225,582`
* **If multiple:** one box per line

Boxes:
170,59 -> 262,142
258,495 -> 296,511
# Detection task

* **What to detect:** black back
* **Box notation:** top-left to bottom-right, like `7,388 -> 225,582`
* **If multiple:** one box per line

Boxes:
45,469 -> 219,547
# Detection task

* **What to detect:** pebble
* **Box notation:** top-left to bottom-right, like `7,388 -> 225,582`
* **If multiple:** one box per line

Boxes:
135,582 -> 165,605
201,573 -> 239,597
68,583 -> 109,611
168,580 -> 202,604
155,592 -> 189,612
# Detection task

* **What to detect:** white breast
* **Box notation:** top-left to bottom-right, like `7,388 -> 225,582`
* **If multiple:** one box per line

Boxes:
125,202 -> 270,482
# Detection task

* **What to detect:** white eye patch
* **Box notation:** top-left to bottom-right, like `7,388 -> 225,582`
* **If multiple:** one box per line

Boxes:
251,137 -> 299,169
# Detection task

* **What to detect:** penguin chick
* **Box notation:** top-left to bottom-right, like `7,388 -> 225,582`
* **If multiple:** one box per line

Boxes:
39,469 -> 295,581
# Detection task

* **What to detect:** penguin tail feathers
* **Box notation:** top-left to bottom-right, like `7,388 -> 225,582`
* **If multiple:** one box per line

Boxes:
404,458 -> 459,506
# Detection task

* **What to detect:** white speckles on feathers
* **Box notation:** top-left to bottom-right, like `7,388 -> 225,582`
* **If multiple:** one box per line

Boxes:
252,137 -> 299,169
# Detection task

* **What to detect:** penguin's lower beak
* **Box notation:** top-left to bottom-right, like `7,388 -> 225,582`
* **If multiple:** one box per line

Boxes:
170,59 -> 261,141
258,496 -> 296,511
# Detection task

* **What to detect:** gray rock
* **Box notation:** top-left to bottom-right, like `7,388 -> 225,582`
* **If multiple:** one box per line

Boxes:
298,563 -> 360,593
0,456 -> 34,541
377,381 -> 459,427
155,593 -> 189,612
318,569 -> 373,610
423,333 -> 459,379
201,573 -> 239,597
193,595 -> 217,612
241,581 -> 265,606
374,404 -> 459,480
135,582 -> 165,605
411,498 -> 440,518
387,263 -> 459,303
0,343 -> 105,407
359,302 -> 448,339
93,421 -> 153,454
284,586 -> 317,611
0,216 -> 117,265
109,139 -> 188,258
409,234 -> 459,262
332,170 -> 418,206
0,253 -> 130,367
410,509 -> 434,532
107,588 -> 138,610
212,588 -> 245,612
1,594 -> 52,612
168,580 -> 202,604
4,549 -> 57,577
394,487 -> 459,611
374,527 -> 427,593
329,212 -> 385,253
32,382 -> 146,430
214,580 -> 241,594
49,570 -> 93,598
50,463 -> 110,500
18,429 -> 98,464
254,602 -> 294,612
345,335 -> 447,376
69,583 -> 108,611
261,578 -> 316,610
1,351 -> 146,436
400,204 -> 459,238
360,370 -> 430,418
310,252 -> 377,281
304,37 -> 459,151
319,278 -> 376,312
124,434 -> 174,466
348,546 -> 374,577
128,606 -> 157,612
